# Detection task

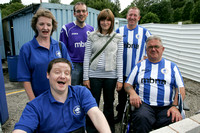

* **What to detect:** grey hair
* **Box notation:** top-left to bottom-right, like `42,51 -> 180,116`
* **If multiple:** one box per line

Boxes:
146,35 -> 163,46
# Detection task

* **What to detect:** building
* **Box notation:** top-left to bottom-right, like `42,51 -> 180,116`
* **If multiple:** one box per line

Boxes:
1,3 -> 127,58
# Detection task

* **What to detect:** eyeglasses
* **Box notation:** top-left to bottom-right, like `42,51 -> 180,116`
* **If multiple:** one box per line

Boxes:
75,10 -> 87,13
147,45 -> 161,50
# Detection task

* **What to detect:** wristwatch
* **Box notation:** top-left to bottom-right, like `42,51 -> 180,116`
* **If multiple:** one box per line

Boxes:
172,105 -> 179,109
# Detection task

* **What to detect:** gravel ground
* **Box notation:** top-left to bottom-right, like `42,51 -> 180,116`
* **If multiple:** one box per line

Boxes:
1,68 -> 200,133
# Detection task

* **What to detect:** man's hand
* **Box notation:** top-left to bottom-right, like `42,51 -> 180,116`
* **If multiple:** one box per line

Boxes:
83,80 -> 91,89
116,82 -> 123,91
167,106 -> 182,122
129,93 -> 142,108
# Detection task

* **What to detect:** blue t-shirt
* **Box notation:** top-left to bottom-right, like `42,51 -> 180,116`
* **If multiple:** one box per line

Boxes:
116,25 -> 151,77
17,36 -> 72,97
126,58 -> 184,106
14,85 -> 97,133
59,22 -> 94,63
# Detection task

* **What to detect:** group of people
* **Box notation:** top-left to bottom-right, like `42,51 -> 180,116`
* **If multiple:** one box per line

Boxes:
13,1 -> 186,133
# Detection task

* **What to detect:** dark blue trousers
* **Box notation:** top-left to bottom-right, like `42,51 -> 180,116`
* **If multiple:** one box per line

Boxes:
132,102 -> 173,133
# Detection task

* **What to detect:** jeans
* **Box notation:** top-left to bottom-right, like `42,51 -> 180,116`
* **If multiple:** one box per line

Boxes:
71,62 -> 83,85
86,78 -> 117,133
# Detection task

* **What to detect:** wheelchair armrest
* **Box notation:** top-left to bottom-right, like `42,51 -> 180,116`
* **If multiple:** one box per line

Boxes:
183,101 -> 190,111
195,110 -> 200,115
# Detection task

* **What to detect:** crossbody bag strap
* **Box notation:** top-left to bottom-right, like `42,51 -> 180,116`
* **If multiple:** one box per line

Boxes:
89,33 -> 116,65
59,41 -> 62,57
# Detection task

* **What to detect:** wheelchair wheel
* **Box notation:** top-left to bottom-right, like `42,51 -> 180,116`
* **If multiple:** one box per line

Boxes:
120,100 -> 131,133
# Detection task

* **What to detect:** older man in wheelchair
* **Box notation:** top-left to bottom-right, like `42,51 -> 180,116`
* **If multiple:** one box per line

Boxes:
122,35 -> 186,133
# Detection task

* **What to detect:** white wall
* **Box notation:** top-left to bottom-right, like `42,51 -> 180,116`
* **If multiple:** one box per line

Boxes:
141,23 -> 200,82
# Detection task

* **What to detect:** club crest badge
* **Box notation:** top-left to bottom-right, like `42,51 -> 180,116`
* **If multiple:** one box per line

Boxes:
56,51 -> 62,58
73,105 -> 81,115
161,68 -> 169,74
135,34 -> 140,39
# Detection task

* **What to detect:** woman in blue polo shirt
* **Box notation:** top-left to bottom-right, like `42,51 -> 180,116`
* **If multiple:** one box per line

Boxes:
17,8 -> 72,101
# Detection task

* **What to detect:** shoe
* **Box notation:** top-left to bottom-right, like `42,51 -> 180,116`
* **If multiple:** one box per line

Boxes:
114,115 -> 122,124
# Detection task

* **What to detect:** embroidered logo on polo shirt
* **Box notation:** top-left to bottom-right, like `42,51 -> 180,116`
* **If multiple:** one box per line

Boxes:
56,51 -> 62,58
73,105 -> 81,115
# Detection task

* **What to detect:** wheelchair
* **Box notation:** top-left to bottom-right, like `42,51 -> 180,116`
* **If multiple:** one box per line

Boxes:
120,98 -> 135,133
120,97 -> 190,133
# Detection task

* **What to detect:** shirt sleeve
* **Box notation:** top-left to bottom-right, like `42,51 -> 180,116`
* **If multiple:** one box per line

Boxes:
83,37 -> 92,81
17,44 -> 31,82
59,25 -> 68,47
117,37 -> 123,83
173,64 -> 184,88
14,102 -> 39,133
126,65 -> 139,85
79,87 -> 97,114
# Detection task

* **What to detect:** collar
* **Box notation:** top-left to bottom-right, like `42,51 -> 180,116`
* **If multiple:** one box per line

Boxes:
125,24 -> 138,30
31,36 -> 56,49
73,21 -> 86,28
48,86 -> 73,104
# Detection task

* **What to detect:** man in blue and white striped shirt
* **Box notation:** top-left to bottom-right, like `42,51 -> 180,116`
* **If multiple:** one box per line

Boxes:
115,6 -> 151,123
124,35 -> 185,133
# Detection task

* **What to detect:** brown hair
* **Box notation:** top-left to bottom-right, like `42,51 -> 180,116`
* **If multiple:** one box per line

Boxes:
31,8 -> 57,36
73,2 -> 87,12
97,9 -> 114,34
47,58 -> 72,75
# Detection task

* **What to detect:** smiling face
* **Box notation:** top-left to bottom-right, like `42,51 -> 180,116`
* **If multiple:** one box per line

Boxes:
100,18 -> 111,34
74,4 -> 88,24
47,62 -> 71,95
36,16 -> 53,39
126,8 -> 141,29
146,39 -> 164,63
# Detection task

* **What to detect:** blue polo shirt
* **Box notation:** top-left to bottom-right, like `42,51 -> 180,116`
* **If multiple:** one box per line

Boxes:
17,36 -> 72,97
14,85 -> 97,133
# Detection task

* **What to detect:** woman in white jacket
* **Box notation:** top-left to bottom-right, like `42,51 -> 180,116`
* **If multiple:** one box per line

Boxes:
83,9 -> 123,133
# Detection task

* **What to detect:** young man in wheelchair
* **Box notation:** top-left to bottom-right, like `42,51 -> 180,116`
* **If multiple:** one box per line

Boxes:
124,35 -> 185,133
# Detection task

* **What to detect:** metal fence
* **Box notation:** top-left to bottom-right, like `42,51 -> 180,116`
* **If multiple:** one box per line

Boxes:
141,23 -> 200,82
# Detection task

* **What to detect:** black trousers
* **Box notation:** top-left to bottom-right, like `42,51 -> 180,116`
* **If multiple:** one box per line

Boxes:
86,78 -> 117,133
116,76 -> 127,118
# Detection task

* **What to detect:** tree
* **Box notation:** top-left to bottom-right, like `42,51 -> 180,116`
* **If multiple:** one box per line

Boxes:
173,8 -> 183,22
11,0 -> 22,3
140,12 -> 160,24
70,0 -> 121,17
1,2 -> 24,18
182,0 -> 194,21
190,0 -> 200,23
149,0 -> 173,23
49,0 -> 60,4
171,0 -> 186,9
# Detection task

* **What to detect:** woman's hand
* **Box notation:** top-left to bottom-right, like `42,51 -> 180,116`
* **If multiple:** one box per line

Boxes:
83,80 -> 91,89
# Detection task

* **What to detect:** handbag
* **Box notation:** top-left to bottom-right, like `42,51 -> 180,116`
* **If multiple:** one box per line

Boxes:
89,33 -> 116,65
